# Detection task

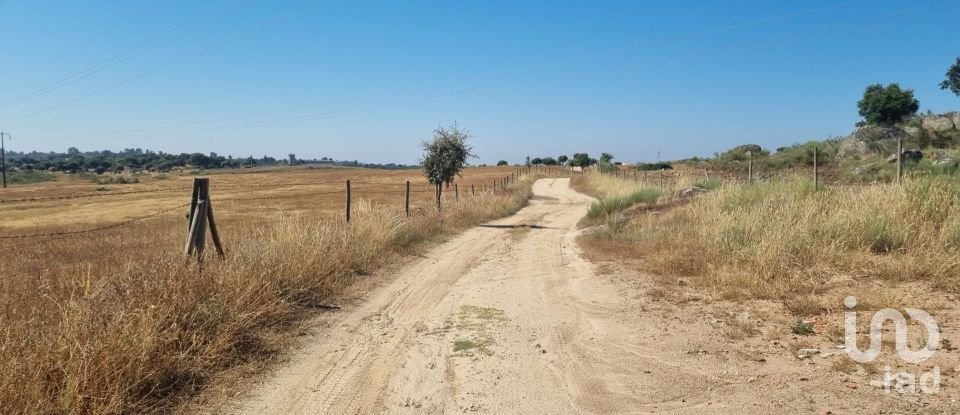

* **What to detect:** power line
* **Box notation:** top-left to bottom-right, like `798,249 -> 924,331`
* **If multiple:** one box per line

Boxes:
0,202 -> 189,240
0,186 -> 187,204
0,0 -> 318,125
0,0 -> 246,110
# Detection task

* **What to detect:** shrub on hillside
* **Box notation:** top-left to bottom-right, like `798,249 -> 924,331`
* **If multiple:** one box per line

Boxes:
634,162 -> 673,171
857,83 -> 920,126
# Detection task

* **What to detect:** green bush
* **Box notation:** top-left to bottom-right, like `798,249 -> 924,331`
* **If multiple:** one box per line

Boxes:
696,179 -> 722,190
857,83 -> 920,126
634,162 -> 673,171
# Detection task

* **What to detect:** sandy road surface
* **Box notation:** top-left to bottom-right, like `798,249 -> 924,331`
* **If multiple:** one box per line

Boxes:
223,178 -> 945,415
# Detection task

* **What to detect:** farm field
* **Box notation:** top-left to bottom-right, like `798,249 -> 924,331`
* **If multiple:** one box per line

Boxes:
0,165 -> 527,229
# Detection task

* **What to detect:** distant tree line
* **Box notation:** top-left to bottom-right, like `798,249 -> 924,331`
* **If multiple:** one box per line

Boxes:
524,153 -> 595,168
3,147 -> 416,174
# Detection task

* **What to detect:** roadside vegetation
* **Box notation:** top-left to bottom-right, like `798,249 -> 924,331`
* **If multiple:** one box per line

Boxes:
6,169 -> 57,185
579,172 -> 960,315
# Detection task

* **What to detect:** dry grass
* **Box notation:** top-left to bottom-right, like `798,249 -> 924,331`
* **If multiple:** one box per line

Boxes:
0,166 -> 535,414
570,169 -> 703,200
578,171 -> 960,315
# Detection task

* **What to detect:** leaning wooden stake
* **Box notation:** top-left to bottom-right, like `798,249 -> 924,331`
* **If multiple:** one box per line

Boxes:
184,178 -> 225,260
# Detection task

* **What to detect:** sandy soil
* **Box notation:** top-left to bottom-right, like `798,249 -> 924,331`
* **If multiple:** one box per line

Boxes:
216,178 -> 958,414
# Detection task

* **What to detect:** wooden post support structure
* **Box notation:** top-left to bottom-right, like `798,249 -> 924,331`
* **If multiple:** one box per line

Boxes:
183,178 -> 225,260
813,146 -> 819,189
471,184 -> 475,196
659,169 -> 664,188
455,183 -> 459,201
705,169 -> 710,181
405,180 -> 410,217
345,180 -> 352,223
896,138 -> 903,186
748,159 -> 753,184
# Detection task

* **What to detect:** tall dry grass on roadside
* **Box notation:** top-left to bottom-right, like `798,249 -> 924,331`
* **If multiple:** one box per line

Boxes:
0,179 -> 533,414
579,174 -> 960,313
570,170 -> 703,200
571,171 -> 711,228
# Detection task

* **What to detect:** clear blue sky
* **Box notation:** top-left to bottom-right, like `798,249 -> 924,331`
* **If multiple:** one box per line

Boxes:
1,0 -> 958,165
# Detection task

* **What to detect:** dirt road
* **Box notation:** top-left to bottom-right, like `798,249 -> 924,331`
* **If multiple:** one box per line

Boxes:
223,178 -> 947,414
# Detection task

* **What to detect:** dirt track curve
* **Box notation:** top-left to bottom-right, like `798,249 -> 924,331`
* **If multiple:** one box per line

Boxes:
223,178 -> 938,415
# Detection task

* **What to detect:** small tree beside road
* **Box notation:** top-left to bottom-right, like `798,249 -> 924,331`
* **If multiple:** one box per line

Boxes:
421,123 -> 476,208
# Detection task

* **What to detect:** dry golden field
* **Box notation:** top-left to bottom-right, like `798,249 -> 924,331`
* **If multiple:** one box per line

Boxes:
0,165 -> 547,414
0,165 -> 527,229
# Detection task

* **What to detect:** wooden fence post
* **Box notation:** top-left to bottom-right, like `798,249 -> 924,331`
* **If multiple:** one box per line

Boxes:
455,183 -> 459,201
748,159 -> 753,184
705,169 -> 710,181
183,177 -> 224,260
659,169 -> 664,188
471,184 -> 475,196
345,180 -> 351,223
813,146 -> 819,189
405,180 -> 410,217
896,138 -> 903,186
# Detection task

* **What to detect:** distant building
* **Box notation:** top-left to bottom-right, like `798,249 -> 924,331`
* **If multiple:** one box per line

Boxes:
289,154 -> 298,165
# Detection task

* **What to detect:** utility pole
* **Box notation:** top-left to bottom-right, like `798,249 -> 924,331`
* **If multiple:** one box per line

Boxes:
0,132 -> 9,189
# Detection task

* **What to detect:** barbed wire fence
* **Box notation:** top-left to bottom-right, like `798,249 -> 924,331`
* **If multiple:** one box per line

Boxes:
0,165 -> 580,258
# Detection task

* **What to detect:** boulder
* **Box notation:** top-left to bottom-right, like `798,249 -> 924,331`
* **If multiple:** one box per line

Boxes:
886,149 -> 923,163
676,186 -> 708,199
837,126 -> 910,160
852,164 -> 875,176
903,126 -> 922,138
923,115 -> 956,133
934,158 -> 957,167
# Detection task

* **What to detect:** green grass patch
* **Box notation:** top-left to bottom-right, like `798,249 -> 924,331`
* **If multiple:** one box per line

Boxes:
6,170 -> 56,185
696,179 -> 722,190
452,338 -> 494,355
791,320 -> 815,336
587,188 -> 662,220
